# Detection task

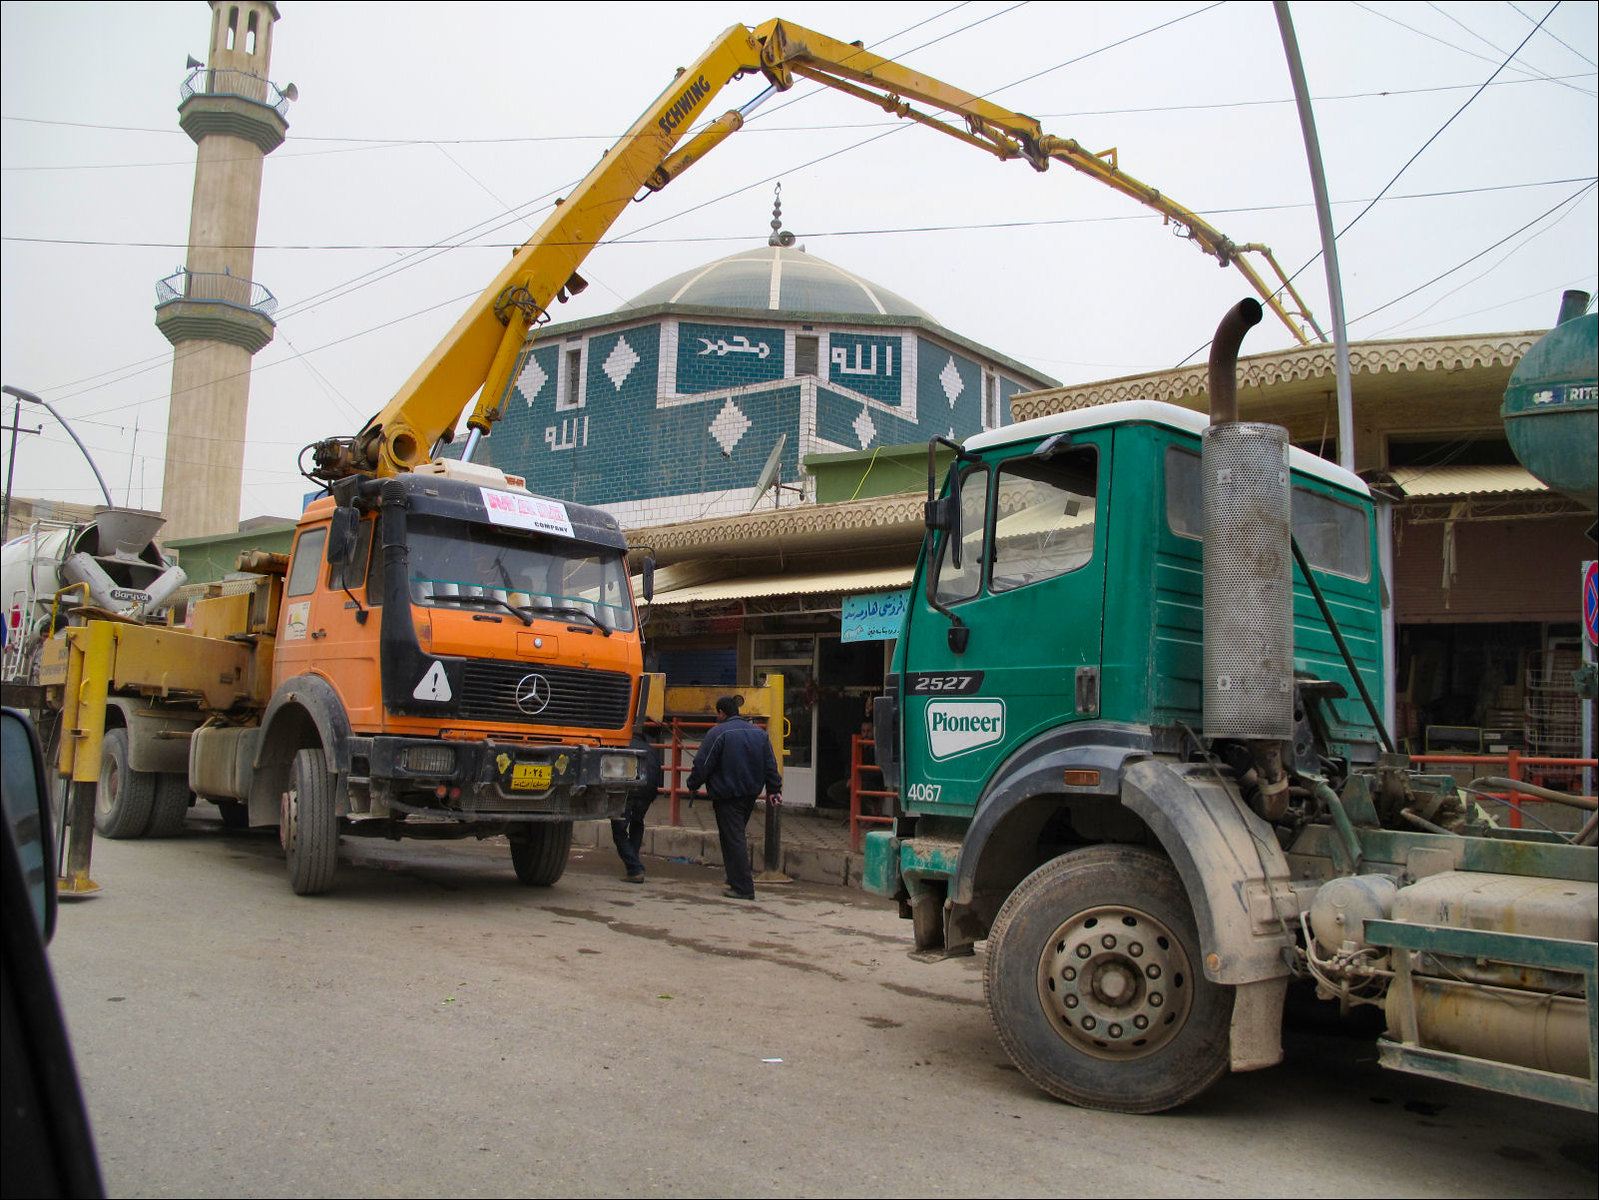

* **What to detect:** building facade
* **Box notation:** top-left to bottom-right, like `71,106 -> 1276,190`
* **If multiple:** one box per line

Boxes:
477,240 -> 1055,529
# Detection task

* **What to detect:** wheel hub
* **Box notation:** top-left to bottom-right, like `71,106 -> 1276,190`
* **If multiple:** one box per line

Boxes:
280,785 -> 297,853
1037,903 -> 1193,1060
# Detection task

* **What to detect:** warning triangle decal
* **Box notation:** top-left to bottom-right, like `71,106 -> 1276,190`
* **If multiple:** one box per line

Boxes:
413,660 -> 452,702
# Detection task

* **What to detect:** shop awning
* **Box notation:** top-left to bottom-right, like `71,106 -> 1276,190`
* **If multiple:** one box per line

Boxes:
1391,464 -> 1547,498
650,564 -> 914,607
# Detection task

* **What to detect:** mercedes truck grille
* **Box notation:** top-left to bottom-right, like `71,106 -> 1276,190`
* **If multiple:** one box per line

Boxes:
457,660 -> 633,730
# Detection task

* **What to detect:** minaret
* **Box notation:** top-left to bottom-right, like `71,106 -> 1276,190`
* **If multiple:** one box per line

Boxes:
154,1 -> 292,541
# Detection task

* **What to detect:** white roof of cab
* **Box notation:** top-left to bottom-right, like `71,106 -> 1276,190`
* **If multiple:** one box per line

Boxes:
965,400 -> 1369,496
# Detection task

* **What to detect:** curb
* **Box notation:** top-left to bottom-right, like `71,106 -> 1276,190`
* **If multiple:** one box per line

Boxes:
569,818 -> 862,888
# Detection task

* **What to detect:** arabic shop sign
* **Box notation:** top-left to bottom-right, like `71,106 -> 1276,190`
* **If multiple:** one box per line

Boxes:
677,322 -> 785,394
827,331 -> 902,407
841,588 -> 910,642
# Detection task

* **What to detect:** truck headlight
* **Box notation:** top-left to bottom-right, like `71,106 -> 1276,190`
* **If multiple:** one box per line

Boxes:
599,754 -> 639,782
403,745 -> 456,775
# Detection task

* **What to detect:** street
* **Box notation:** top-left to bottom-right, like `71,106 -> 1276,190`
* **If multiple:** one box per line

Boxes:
47,811 -> 1598,1199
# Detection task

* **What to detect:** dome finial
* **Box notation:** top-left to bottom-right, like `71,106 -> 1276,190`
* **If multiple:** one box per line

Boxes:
768,182 -> 795,247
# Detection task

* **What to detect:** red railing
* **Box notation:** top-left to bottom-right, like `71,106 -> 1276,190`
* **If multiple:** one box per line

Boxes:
1409,750 -> 1595,829
849,733 -> 898,852
655,714 -> 770,827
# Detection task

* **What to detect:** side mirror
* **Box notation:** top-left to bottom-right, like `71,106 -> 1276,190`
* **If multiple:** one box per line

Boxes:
924,496 -> 955,532
326,506 -> 360,567
641,556 -> 656,603
1,707 -> 57,941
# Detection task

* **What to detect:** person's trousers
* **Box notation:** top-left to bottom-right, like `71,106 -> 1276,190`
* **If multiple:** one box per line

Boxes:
712,796 -> 757,897
610,793 -> 653,876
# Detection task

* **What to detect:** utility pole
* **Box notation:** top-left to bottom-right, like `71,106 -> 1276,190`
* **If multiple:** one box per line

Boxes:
2,396 -> 42,542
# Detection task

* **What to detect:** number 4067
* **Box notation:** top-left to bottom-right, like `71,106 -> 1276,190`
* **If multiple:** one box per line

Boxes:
905,782 -> 942,803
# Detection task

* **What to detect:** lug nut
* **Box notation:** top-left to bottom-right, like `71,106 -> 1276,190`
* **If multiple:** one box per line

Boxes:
1133,1015 -> 1149,1030
1146,964 -> 1162,980
1076,944 -> 1091,959
1108,1024 -> 1123,1038
1129,942 -> 1143,957
1101,935 -> 1117,950
1081,1016 -> 1096,1031
1062,966 -> 1077,982
1064,994 -> 1079,1009
1150,992 -> 1164,1007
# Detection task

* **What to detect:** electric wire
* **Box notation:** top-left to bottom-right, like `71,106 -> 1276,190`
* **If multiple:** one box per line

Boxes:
1507,0 -> 1597,66
9,176 -> 1593,253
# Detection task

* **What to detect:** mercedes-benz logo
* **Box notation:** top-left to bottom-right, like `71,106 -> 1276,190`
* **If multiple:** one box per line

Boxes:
514,673 -> 552,715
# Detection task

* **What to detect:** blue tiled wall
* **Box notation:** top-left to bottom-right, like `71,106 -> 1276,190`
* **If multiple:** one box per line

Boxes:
826,331 -> 903,407
678,321 -> 785,393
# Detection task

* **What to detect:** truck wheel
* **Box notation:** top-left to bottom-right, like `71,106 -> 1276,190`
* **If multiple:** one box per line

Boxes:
508,822 -> 573,887
144,773 -> 193,837
984,844 -> 1233,1114
95,728 -> 156,839
281,748 -> 338,896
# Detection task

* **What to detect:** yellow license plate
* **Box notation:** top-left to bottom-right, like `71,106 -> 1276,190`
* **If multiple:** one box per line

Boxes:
508,762 -> 552,791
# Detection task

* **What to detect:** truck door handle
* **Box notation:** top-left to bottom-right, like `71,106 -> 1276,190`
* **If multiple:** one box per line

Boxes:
311,629 -> 327,640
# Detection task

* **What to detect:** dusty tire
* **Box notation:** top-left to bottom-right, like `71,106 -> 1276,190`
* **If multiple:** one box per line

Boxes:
95,728 -> 156,839
984,845 -> 1233,1114
281,748 -> 338,896
508,822 -> 573,887
144,773 -> 193,837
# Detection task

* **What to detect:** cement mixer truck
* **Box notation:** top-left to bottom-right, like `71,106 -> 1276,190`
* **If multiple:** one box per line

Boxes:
1,507 -> 186,685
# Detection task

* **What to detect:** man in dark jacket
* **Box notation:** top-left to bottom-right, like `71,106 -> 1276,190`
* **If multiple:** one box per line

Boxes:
684,695 -> 782,900
611,729 -> 663,883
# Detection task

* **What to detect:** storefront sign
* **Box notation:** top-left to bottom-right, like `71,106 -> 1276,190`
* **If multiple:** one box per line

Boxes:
841,589 -> 909,642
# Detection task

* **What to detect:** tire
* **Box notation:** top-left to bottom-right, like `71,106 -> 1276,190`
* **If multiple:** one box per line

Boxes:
94,728 -> 156,839
144,773 -> 193,837
508,821 -> 573,887
984,845 -> 1233,1114
281,748 -> 339,896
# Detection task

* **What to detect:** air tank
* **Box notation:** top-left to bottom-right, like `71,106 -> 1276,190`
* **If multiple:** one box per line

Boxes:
1501,289 -> 1597,509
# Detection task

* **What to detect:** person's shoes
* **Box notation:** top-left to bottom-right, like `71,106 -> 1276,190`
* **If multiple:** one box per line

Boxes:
722,888 -> 755,900
624,872 -> 645,884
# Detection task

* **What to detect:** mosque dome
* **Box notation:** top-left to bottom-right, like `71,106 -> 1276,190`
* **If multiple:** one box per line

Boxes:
623,245 -> 936,322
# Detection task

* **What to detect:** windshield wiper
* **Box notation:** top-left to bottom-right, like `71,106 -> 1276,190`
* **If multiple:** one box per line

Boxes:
542,605 -> 612,636
433,593 -> 532,626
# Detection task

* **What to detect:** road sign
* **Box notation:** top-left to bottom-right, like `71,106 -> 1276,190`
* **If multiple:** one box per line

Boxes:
1584,560 -> 1598,646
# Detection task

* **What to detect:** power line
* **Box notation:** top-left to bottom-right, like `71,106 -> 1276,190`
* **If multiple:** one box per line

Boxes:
1283,1 -> 1564,292
1424,0 -> 1594,95
6,70 -> 1593,150
1507,0 -> 1597,67
1351,0 -> 1595,97
11,176 -> 1594,253
1346,180 -> 1597,327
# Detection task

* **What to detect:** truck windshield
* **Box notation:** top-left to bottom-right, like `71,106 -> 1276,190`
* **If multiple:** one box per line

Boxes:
405,515 -> 635,633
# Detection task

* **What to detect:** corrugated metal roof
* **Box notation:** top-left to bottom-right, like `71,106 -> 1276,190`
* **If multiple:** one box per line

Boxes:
651,564 -> 914,607
1391,464 -> 1547,498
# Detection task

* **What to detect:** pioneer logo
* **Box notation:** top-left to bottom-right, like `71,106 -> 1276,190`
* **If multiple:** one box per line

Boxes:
926,699 -> 1006,761
657,74 -> 711,135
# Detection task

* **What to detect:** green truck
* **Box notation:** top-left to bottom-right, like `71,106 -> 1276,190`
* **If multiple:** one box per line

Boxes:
864,301 -> 1597,1114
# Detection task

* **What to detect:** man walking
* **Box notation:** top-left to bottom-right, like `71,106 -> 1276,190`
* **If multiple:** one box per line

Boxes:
611,727 -> 663,883
685,695 -> 782,900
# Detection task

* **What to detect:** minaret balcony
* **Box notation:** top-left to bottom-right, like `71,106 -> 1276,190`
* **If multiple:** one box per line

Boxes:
177,66 -> 292,153
154,269 -> 277,354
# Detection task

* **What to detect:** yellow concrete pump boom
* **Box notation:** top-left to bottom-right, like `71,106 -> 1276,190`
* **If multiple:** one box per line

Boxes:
312,18 -> 1322,483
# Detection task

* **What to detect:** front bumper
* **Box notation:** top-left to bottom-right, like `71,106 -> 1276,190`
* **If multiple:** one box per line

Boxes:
362,735 -> 645,822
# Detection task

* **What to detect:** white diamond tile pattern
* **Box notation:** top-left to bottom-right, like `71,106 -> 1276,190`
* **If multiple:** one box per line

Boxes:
709,398 -> 751,456
603,336 -> 641,390
518,355 -> 549,406
940,356 -> 964,406
853,408 -> 878,449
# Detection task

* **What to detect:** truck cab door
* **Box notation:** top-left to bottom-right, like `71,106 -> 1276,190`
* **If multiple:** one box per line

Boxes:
900,433 -> 1108,815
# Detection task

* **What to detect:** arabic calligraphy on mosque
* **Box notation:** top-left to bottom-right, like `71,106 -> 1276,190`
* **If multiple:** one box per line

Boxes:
697,334 -> 773,360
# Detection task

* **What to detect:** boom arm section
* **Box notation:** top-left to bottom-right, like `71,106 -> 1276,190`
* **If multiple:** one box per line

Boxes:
316,18 -> 1320,483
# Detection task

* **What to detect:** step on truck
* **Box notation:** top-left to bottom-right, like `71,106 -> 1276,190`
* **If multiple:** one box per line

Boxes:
865,301 -> 1597,1114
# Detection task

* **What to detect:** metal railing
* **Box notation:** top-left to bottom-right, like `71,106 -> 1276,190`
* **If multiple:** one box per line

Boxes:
849,733 -> 897,852
155,269 -> 277,318
1409,750 -> 1596,830
180,66 -> 293,117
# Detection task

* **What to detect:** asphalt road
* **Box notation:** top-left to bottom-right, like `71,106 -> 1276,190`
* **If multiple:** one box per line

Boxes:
46,811 -> 1598,1199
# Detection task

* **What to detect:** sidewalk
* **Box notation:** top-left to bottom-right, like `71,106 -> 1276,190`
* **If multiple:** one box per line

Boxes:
569,801 -> 870,888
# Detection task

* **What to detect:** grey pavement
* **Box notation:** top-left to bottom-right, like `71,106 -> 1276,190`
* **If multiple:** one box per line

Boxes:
578,798 -> 871,889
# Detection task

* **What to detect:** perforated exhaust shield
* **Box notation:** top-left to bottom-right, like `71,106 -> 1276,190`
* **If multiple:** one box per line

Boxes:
1202,422 -> 1293,739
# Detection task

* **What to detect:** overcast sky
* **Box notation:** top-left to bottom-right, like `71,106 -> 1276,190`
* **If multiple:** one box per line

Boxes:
2,0 -> 1595,523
